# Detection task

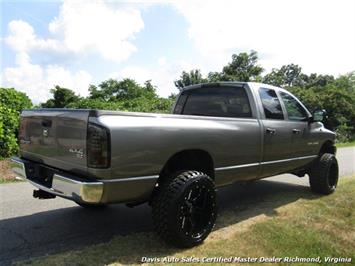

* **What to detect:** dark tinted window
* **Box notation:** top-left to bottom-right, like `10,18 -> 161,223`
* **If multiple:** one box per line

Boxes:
178,86 -> 252,118
280,91 -> 308,121
259,88 -> 284,120
173,94 -> 187,114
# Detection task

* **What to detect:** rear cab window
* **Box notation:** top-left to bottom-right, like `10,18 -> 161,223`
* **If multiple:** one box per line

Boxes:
174,86 -> 252,118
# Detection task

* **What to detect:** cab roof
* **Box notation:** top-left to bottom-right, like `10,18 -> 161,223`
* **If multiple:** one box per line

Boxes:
181,81 -> 282,92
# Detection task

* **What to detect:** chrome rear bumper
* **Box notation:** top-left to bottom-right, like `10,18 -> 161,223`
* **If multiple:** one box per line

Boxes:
11,157 -> 103,203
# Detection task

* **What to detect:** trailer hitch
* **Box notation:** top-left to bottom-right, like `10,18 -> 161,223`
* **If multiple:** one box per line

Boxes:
33,189 -> 56,199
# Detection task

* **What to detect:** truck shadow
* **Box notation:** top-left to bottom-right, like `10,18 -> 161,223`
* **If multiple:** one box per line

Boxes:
215,178 -> 318,230
0,177 -> 319,265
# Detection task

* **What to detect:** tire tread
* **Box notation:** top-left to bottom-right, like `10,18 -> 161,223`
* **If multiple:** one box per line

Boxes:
151,171 -> 215,247
309,153 -> 338,195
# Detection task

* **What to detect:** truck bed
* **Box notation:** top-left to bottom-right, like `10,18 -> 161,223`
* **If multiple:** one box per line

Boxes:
19,108 -> 262,186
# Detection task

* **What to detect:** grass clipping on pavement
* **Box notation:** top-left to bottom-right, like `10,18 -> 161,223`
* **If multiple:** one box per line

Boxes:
20,176 -> 355,266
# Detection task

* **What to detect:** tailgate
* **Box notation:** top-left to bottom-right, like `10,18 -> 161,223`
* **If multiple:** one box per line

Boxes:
19,109 -> 90,175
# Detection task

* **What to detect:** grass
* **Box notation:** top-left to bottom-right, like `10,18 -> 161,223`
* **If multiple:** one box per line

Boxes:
336,140 -> 355,148
0,158 -> 23,184
0,178 -> 22,184
19,175 -> 355,266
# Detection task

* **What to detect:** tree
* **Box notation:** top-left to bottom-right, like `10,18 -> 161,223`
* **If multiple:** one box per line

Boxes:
41,86 -> 80,108
207,71 -> 224,82
0,88 -> 32,158
67,78 -> 173,113
262,68 -> 285,87
262,64 -> 337,89
289,76 -> 355,141
168,93 -> 178,100
333,72 -> 355,93
218,51 -> 263,82
174,69 -> 207,89
263,64 -> 302,87
175,51 -> 264,87
300,73 -> 335,88
89,78 -> 157,101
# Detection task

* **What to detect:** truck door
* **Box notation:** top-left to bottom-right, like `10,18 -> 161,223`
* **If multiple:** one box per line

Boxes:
258,87 -> 295,177
278,90 -> 316,168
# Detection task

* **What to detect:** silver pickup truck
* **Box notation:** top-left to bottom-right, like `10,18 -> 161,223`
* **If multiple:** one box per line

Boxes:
11,81 -> 338,247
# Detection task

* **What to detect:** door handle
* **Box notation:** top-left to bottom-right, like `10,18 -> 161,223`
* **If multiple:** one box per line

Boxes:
292,129 -> 301,134
266,128 -> 276,134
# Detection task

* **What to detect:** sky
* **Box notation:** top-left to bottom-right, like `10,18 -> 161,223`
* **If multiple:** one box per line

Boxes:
1,0 -> 355,104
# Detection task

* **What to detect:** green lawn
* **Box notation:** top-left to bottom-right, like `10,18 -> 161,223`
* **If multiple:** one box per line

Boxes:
336,140 -> 355,148
19,176 -> 355,266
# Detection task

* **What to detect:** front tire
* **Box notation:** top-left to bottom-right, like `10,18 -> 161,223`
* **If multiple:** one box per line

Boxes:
309,153 -> 339,195
151,171 -> 217,248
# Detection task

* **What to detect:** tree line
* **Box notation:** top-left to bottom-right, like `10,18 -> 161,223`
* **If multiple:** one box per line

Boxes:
0,51 -> 354,158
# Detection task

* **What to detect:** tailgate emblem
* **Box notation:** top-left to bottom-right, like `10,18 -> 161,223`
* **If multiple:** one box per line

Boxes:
43,129 -> 49,137
69,148 -> 84,158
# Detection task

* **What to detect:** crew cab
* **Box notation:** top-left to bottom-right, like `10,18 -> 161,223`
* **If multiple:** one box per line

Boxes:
11,82 -> 338,247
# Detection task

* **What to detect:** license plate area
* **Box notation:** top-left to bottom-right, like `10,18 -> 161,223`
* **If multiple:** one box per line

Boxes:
26,163 -> 54,188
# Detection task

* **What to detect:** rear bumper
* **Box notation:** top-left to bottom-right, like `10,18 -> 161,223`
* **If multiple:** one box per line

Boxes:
11,157 -> 158,204
11,157 -> 104,203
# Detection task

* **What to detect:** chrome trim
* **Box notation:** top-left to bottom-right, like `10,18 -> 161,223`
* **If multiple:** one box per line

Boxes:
215,162 -> 259,171
26,174 -> 104,203
102,175 -> 159,183
260,155 -> 318,165
52,174 -> 103,203
215,155 -> 318,171
10,158 -> 27,179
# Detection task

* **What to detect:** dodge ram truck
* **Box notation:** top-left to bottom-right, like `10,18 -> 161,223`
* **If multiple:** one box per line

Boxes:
11,82 -> 338,247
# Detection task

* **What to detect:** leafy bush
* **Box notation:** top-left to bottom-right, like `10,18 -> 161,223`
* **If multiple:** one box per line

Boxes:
64,79 -> 175,113
335,123 -> 353,143
0,88 -> 32,158
66,97 -> 174,113
41,85 -> 81,108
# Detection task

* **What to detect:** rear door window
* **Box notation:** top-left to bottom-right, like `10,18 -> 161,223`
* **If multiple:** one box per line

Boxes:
258,88 -> 284,120
178,86 -> 252,118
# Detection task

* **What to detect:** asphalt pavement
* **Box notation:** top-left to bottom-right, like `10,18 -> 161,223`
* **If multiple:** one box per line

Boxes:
0,147 -> 353,265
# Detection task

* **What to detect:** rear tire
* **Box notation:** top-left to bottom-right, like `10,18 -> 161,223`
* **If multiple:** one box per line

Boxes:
151,171 -> 217,248
309,153 -> 339,195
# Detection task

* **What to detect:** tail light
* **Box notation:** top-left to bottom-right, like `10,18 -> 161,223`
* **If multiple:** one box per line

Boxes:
87,123 -> 110,168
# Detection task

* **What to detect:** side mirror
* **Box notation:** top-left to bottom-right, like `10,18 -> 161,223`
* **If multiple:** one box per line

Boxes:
311,109 -> 327,122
